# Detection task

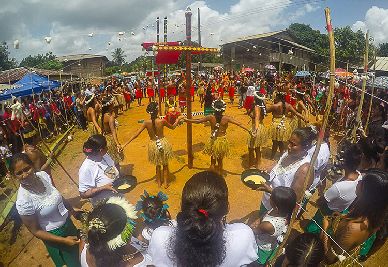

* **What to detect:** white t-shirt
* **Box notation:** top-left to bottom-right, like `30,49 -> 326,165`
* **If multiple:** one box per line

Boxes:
78,154 -> 119,203
148,223 -> 258,267
257,211 -> 287,251
246,86 -> 256,97
16,171 -> 69,231
324,172 -> 362,212
307,142 -> 330,190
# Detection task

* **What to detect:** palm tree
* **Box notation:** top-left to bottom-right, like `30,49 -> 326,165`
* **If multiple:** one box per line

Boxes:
112,48 -> 126,66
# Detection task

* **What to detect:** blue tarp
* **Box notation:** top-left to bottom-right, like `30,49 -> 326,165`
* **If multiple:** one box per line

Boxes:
0,72 -> 60,101
295,70 -> 311,77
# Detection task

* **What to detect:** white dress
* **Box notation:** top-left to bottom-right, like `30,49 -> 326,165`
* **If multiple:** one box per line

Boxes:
256,211 -> 287,252
148,223 -> 258,267
262,152 -> 310,210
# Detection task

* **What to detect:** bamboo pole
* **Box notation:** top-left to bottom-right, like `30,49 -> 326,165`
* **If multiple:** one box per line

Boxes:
365,50 -> 376,133
351,31 -> 369,143
269,7 -> 336,265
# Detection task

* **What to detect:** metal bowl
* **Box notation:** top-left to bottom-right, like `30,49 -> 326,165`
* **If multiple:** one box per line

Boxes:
241,169 -> 270,190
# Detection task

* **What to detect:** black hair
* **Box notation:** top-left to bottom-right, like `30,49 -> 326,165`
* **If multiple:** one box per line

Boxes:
284,233 -> 324,266
170,171 -> 228,267
213,100 -> 225,124
342,143 -> 362,171
271,186 -> 297,221
146,102 -> 158,120
348,169 -> 388,230
292,128 -> 313,149
9,153 -> 34,174
358,137 -> 384,167
85,95 -> 95,109
100,96 -> 114,133
83,134 -> 107,156
141,196 -> 171,229
87,201 -> 129,267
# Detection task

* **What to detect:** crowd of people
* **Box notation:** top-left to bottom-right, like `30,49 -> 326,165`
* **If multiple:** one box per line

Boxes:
4,67 -> 388,267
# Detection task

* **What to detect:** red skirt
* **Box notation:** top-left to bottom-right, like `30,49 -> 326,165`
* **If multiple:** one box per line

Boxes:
244,96 -> 254,110
229,87 -> 235,98
190,87 -> 195,97
172,87 -> 177,96
160,88 -> 165,97
179,96 -> 186,107
123,92 -> 131,102
136,89 -> 143,99
147,88 -> 154,97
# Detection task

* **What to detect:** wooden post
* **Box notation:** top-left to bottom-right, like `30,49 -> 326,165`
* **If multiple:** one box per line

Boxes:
269,7 -> 337,264
351,31 -> 369,143
156,17 -> 162,115
185,7 -> 193,168
365,50 -> 376,133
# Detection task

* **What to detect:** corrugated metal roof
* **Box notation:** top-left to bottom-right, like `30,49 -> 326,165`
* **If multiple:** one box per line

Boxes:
56,54 -> 108,62
223,30 -> 314,52
233,30 -> 285,42
0,67 -> 74,84
374,57 -> 388,72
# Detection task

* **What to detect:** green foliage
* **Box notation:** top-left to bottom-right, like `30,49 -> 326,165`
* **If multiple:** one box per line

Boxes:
111,48 -> 126,66
288,23 -> 370,67
377,43 -> 388,57
19,52 -> 63,70
0,42 -> 17,71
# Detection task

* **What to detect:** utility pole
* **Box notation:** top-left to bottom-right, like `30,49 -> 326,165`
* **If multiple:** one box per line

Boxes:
185,7 -> 193,168
352,30 -> 369,143
198,8 -> 202,72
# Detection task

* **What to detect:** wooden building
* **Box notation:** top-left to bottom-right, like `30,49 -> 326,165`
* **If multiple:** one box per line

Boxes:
221,30 -> 315,72
56,54 -> 108,78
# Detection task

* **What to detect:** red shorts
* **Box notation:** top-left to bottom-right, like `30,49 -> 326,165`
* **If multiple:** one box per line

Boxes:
244,96 -> 254,110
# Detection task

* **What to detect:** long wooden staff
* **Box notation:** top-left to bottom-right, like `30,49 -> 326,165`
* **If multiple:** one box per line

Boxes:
269,7 -> 336,265
22,112 -> 78,186
365,51 -> 376,133
351,31 -> 369,143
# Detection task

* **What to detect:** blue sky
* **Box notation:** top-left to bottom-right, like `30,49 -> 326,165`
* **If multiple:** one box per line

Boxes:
2,0 -> 388,62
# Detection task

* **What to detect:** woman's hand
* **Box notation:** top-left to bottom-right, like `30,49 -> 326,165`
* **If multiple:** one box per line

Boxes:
255,182 -> 272,193
63,236 -> 80,246
101,183 -> 117,193
117,144 -> 123,153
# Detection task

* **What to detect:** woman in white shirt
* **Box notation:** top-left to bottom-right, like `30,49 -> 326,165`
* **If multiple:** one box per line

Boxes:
306,143 -> 362,234
257,128 -> 312,216
149,171 -> 258,267
78,135 -> 120,205
12,153 -> 80,267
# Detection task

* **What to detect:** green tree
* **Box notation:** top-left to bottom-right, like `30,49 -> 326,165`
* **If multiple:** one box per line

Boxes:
19,52 -> 62,70
377,43 -> 388,57
0,42 -> 17,71
111,48 -> 126,66
334,26 -> 366,66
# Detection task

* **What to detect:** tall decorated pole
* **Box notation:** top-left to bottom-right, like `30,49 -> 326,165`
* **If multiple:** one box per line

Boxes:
163,17 -> 168,83
269,7 -> 337,265
156,17 -> 162,115
185,7 -> 194,168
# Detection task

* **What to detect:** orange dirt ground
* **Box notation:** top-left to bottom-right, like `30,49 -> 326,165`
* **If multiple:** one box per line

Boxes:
0,98 -> 386,266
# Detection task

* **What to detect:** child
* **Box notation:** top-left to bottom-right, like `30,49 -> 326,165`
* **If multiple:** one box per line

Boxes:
251,186 -> 296,266
136,190 -> 174,244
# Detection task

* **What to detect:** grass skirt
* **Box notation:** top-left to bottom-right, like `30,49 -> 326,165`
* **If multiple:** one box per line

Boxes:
289,116 -> 298,132
270,117 -> 292,142
204,136 -> 230,159
106,134 -> 124,163
148,137 -> 173,166
88,122 -> 98,136
247,123 -> 268,148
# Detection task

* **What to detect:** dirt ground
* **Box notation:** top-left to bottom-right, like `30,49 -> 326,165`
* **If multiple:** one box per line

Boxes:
1,98 -> 386,266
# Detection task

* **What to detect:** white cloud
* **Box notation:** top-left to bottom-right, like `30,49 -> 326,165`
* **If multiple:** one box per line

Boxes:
1,0 -> 320,63
352,6 -> 388,44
